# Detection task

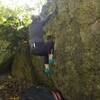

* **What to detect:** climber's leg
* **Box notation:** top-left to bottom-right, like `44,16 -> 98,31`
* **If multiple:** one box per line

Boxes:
44,55 -> 50,71
44,55 -> 53,76
45,41 -> 55,64
49,52 -> 53,62
43,41 -> 55,76
31,41 -> 55,64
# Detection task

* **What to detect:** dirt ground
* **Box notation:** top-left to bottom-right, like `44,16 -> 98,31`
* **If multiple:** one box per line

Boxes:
0,75 -> 33,100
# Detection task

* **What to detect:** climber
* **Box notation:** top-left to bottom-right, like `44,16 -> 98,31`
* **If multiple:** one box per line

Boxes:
29,7 -> 57,76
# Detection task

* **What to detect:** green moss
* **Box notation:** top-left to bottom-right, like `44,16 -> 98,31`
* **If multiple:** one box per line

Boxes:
75,3 -> 96,24
43,0 -> 100,99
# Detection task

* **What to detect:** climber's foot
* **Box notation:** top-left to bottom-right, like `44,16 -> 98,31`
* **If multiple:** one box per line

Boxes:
49,59 -> 56,65
43,67 -> 53,77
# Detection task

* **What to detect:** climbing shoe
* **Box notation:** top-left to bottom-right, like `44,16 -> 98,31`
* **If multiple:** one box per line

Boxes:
49,59 -> 56,65
44,67 -> 53,77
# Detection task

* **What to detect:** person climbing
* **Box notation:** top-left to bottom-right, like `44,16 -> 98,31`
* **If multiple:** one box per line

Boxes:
29,7 -> 57,76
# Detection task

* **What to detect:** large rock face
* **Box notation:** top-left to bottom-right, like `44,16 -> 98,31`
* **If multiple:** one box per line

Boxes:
44,0 -> 100,100
3,0 -> 99,99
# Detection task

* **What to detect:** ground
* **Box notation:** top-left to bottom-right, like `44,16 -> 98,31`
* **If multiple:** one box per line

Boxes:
0,75 -> 33,100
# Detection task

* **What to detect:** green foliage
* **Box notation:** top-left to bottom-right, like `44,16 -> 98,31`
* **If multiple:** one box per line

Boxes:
0,5 -> 31,66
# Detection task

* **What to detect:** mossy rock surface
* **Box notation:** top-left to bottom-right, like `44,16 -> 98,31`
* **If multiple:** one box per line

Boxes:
43,0 -> 100,99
